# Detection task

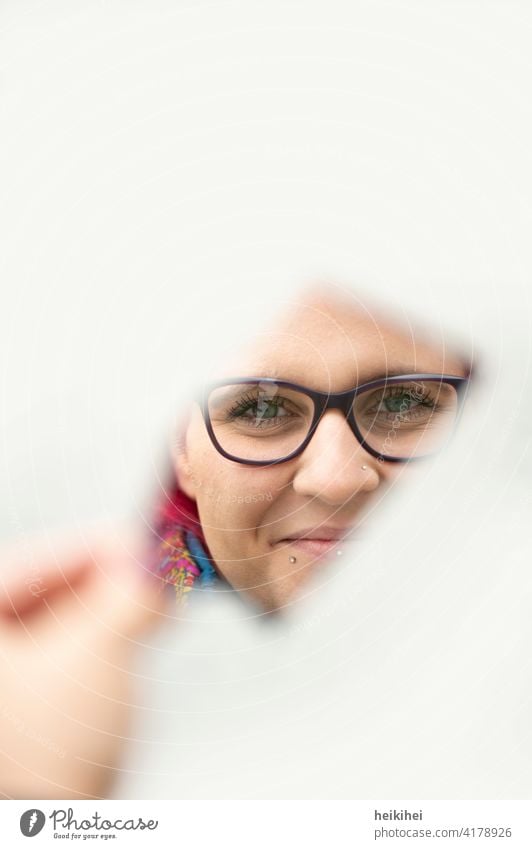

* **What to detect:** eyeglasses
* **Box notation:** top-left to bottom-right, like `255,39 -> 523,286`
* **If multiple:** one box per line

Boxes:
199,373 -> 471,466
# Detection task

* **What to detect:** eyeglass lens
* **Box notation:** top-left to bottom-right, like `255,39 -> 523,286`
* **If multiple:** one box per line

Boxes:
207,379 -> 459,462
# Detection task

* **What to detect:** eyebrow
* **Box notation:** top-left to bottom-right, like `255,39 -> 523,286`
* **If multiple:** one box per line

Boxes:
323,361 -> 457,378
210,364 -> 469,393
211,357 -> 472,390
225,363 -> 421,382
362,364 -> 420,381
359,360 -> 470,381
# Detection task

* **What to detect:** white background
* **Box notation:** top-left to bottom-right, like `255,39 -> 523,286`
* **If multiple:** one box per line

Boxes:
1,0 -> 531,800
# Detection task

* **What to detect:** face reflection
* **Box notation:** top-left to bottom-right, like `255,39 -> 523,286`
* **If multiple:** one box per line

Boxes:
172,289 -> 469,614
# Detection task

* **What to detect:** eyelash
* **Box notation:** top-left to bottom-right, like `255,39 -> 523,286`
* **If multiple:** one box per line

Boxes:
379,387 -> 436,407
227,392 -> 287,419
225,386 -> 439,421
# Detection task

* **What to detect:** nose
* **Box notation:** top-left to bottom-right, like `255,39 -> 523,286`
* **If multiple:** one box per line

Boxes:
291,410 -> 381,505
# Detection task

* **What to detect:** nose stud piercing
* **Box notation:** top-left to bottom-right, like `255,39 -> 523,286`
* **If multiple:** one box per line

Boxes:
286,467 -> 371,566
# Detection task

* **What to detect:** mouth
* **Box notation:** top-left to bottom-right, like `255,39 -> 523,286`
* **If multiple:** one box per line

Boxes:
271,526 -> 356,562
279,538 -> 341,558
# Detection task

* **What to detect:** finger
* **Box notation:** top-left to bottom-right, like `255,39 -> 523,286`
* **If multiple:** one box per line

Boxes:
0,523 -> 168,635
36,525 -> 170,643
0,531 -> 94,622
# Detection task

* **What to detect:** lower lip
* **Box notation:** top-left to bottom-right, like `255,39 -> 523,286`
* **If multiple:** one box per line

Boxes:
278,538 -> 341,559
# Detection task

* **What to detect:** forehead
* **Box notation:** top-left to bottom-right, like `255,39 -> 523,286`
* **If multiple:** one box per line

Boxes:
208,289 -> 468,390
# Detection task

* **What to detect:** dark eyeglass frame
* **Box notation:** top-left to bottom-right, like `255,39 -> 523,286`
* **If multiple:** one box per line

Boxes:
199,372 -> 472,466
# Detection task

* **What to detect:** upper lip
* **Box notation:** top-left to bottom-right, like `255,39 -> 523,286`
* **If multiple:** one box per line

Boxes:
275,525 -> 356,542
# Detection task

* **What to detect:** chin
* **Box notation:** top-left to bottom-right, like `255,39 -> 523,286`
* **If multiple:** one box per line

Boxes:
249,574 -> 313,616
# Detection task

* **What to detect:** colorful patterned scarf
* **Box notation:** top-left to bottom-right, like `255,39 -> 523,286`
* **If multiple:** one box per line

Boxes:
148,477 -> 218,606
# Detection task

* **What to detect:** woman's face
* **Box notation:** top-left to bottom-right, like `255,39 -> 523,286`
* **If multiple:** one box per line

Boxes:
173,291 -> 469,614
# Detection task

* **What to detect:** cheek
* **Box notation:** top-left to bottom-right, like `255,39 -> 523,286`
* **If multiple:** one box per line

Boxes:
377,462 -> 414,501
197,482 -> 273,537
194,470 -> 288,599
183,422 -> 287,551
188,447 -> 282,545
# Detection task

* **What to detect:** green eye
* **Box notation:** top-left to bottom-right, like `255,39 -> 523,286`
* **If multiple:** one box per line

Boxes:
384,393 -> 419,413
227,393 -> 293,426
358,384 -> 438,425
254,398 -> 284,419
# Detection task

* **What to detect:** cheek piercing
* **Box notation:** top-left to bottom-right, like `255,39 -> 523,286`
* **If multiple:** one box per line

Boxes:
287,467 -> 369,562
288,550 -> 344,564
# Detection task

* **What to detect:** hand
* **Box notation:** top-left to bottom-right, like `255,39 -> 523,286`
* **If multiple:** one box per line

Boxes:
0,525 -> 168,799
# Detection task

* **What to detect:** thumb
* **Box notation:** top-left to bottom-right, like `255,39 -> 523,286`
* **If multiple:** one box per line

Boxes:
63,528 -> 171,642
